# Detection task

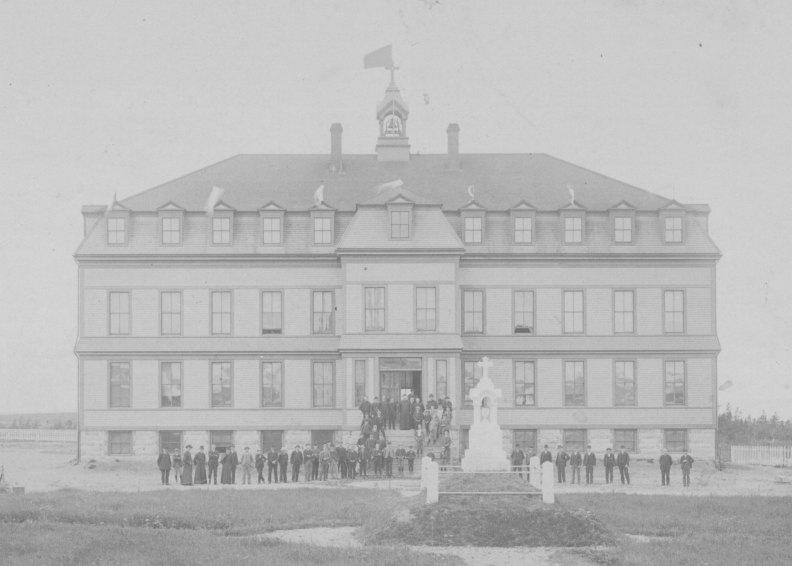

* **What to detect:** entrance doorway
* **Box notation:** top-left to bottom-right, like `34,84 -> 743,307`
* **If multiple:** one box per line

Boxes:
379,357 -> 422,402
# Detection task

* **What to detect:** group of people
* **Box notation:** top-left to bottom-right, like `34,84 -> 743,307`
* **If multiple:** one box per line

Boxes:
358,393 -> 454,464
156,441 -> 430,486
508,444 -> 695,487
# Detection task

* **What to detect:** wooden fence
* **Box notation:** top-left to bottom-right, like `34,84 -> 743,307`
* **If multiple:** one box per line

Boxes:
0,428 -> 77,443
730,445 -> 792,467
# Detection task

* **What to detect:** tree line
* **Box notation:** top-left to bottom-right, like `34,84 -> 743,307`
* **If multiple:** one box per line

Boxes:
718,404 -> 792,445
3,418 -> 75,430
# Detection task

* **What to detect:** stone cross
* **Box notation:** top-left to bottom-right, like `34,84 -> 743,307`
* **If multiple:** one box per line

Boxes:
477,356 -> 494,381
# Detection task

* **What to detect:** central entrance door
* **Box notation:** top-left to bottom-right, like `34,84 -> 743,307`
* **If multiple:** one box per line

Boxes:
379,357 -> 422,402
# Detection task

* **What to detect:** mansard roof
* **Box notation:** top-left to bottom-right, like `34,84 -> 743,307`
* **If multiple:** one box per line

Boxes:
118,153 -> 677,213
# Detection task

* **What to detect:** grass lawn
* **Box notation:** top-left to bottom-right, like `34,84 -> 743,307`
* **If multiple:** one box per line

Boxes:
561,493 -> 792,566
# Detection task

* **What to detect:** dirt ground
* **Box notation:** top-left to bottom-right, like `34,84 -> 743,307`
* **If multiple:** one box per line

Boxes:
2,441 -> 792,497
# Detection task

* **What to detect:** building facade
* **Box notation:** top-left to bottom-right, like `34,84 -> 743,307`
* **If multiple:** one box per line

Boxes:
75,80 -> 720,461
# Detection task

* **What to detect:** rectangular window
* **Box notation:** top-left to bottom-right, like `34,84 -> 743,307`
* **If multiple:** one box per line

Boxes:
416,287 -> 437,331
664,361 -> 686,406
211,362 -> 233,408
664,216 -> 683,242
613,360 -> 636,406
390,210 -> 410,238
107,217 -> 126,244
614,217 -> 632,243
262,217 -> 282,244
211,291 -> 232,335
563,290 -> 584,334
354,360 -> 367,406
212,216 -> 231,244
463,290 -> 484,333
109,431 -> 133,455
664,429 -> 687,452
614,429 -> 637,452
311,430 -> 335,448
514,361 -> 536,406
210,431 -> 234,452
160,362 -> 182,407
463,361 -> 481,404
564,361 -> 585,406
162,217 -> 181,244
364,287 -> 386,331
513,429 -> 537,455
514,216 -> 532,243
614,290 -> 634,334
109,291 -> 130,335
314,217 -> 332,244
564,216 -> 583,243
261,291 -> 282,334
160,291 -> 182,336
514,290 -> 534,334
435,360 -> 448,400
664,290 -> 685,333
159,431 -> 182,453
109,362 -> 131,408
464,216 -> 482,243
312,291 -> 334,334
260,362 -> 283,407
563,429 -> 587,453
312,362 -> 335,407
260,430 -> 283,452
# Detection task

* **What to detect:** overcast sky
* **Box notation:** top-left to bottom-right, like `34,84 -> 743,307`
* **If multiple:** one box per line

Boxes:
1,1 -> 790,418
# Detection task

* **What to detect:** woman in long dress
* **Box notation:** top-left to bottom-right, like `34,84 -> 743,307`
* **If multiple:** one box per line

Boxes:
220,450 -> 234,484
181,445 -> 193,486
193,447 -> 207,485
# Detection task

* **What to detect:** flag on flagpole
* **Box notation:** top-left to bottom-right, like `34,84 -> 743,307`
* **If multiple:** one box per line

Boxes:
364,45 -> 394,69
313,184 -> 325,207
204,186 -> 225,214
376,178 -> 404,193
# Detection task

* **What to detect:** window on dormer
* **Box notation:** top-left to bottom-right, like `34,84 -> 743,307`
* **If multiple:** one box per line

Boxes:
162,217 -> 181,244
314,217 -> 332,244
664,216 -> 683,242
390,210 -> 410,238
564,217 -> 583,243
614,217 -> 632,243
464,217 -> 482,243
262,217 -> 282,244
108,217 -> 126,244
514,216 -> 532,243
212,217 -> 231,244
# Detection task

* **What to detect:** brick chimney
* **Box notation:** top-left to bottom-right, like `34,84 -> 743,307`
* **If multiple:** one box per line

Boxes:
330,123 -> 343,172
447,123 -> 460,170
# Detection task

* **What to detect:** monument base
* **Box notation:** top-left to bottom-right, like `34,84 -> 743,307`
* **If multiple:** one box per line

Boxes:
460,423 -> 510,472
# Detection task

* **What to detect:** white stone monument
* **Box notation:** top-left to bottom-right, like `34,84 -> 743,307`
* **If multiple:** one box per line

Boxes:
460,357 -> 511,472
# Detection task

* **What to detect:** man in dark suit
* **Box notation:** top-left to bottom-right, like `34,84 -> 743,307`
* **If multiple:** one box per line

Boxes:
510,446 -> 525,478
278,448 -> 289,483
290,446 -> 303,482
555,445 -> 569,483
539,444 -> 553,465
569,449 -> 582,484
583,445 -> 596,484
359,396 -> 371,420
157,448 -> 172,485
336,444 -> 348,479
303,446 -> 313,482
659,448 -> 673,486
680,449 -> 694,487
617,446 -> 630,485
266,446 -> 279,483
227,445 -> 239,484
255,449 -> 266,484
603,448 -> 616,484
207,446 -> 220,485
347,444 -> 358,478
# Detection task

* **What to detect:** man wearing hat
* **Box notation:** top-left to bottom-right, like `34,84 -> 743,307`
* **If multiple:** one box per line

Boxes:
583,445 -> 596,485
603,448 -> 616,484
680,449 -> 694,487
239,446 -> 255,485
617,445 -> 631,485
157,447 -> 172,485
255,448 -> 266,484
290,445 -> 303,482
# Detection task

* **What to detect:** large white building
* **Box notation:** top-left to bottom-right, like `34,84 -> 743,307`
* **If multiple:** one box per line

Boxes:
75,77 -> 720,461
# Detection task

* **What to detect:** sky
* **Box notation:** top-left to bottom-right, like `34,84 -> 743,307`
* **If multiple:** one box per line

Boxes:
1,0 -> 791,418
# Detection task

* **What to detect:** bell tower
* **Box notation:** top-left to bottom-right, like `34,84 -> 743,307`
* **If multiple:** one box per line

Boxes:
375,70 -> 410,162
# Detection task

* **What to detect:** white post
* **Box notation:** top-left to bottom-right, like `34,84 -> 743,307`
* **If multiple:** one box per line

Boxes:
541,461 -> 555,504
529,456 -> 541,489
420,456 -> 432,490
425,460 -> 439,504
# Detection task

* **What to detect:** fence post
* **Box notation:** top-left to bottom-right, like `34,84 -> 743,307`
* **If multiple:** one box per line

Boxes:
425,460 -> 439,504
541,461 -> 554,504
529,456 -> 541,489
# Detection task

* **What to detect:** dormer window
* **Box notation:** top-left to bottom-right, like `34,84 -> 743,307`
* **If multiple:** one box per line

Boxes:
107,217 -> 126,244
464,217 -> 482,243
259,201 -> 285,246
614,217 -> 633,243
514,217 -> 532,243
564,216 -> 583,243
162,217 -> 181,244
664,216 -> 683,243
212,217 -> 231,244
391,210 -> 410,238
314,217 -> 333,244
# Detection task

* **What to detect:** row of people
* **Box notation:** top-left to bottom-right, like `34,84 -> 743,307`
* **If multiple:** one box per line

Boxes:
359,393 -> 453,432
510,444 -> 695,486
